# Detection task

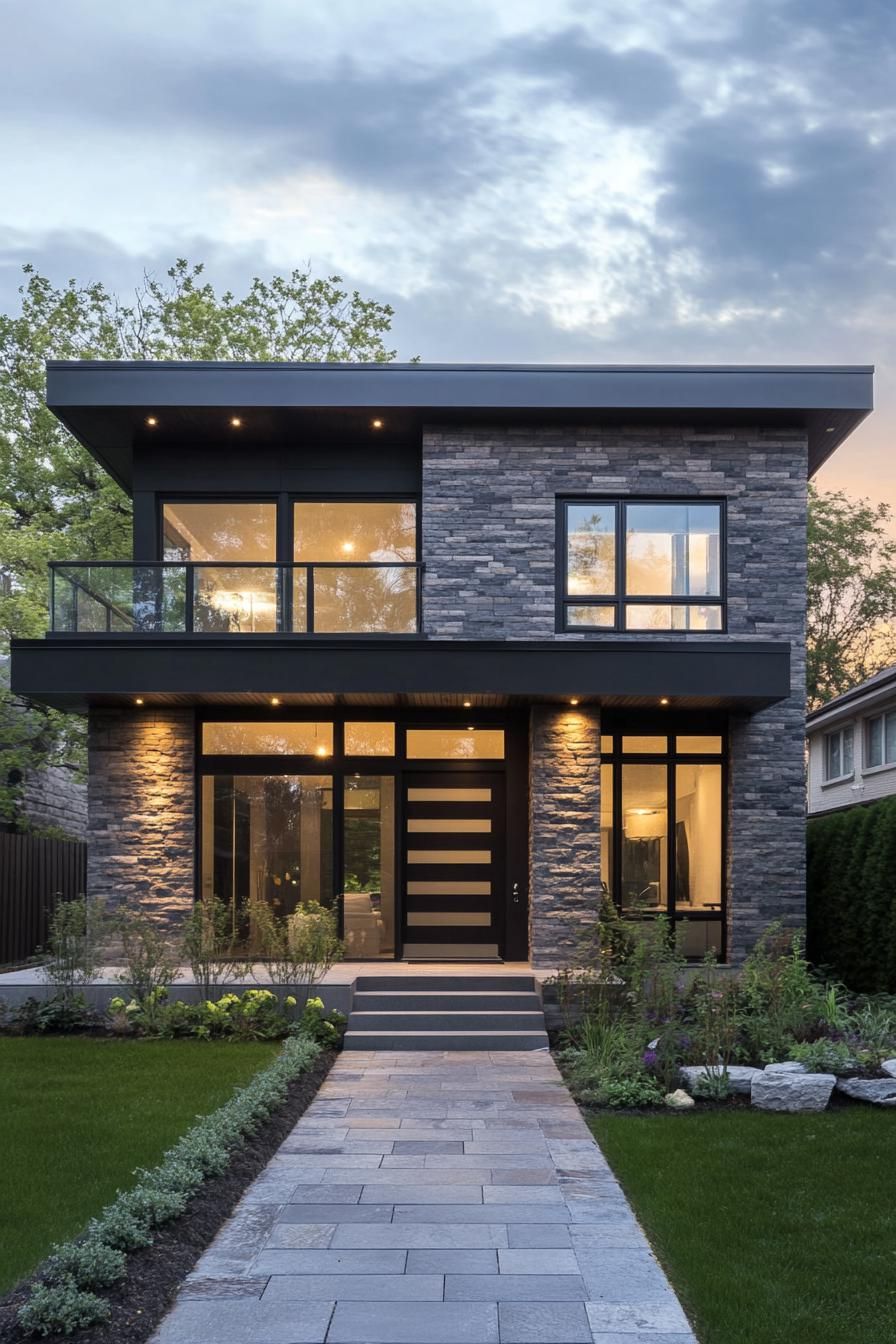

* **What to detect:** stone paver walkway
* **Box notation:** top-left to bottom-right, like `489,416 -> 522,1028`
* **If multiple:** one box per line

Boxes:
152,1051 -> 696,1344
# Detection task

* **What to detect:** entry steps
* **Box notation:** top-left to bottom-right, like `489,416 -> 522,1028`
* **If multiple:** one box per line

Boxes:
343,974 -> 549,1050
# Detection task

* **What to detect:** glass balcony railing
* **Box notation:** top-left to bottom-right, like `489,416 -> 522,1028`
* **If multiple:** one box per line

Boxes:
49,562 -> 423,635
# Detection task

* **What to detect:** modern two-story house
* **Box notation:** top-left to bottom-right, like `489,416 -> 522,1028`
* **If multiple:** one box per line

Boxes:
9,362 -> 873,968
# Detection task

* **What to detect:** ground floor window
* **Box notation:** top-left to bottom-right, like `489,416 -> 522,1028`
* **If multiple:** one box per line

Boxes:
600,723 -> 726,959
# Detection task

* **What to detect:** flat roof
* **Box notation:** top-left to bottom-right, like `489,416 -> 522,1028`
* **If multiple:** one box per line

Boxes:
45,360 -> 874,492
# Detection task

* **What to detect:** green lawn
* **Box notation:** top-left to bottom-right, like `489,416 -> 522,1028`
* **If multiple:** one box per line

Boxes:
591,1109 -> 896,1344
0,1037 -> 279,1292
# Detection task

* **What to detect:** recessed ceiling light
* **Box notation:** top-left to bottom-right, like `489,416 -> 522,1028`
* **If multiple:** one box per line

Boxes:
230,416 -> 242,428
134,697 -> 144,705
371,418 -> 384,429
825,426 -> 835,433
463,699 -> 472,708
569,698 -> 580,706
145,417 -> 157,427
270,697 -> 280,706
660,697 -> 670,706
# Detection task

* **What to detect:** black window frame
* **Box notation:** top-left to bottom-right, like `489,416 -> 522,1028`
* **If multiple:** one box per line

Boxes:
556,496 -> 727,633
600,715 -> 728,962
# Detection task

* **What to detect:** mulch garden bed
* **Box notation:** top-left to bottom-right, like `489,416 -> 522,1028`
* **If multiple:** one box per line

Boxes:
0,1048 -> 335,1344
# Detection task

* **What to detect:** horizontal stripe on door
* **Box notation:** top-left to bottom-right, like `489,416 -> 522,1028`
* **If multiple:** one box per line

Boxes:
406,880 -> 491,895
407,912 -> 493,927
407,818 -> 492,832
407,850 -> 492,864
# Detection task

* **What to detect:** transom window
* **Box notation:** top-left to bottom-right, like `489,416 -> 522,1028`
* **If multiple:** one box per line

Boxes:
823,725 -> 854,782
864,712 -> 896,770
559,499 -> 724,632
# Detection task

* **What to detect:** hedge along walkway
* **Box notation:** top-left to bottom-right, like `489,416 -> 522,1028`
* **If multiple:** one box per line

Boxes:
151,1051 -> 695,1344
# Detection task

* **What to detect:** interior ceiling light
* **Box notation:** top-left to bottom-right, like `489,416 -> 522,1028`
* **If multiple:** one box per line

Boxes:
315,744 -> 329,758
341,541 -> 355,554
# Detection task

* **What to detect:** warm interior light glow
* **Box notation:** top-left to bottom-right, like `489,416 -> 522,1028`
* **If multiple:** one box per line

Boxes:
145,416 -> 157,427
230,416 -> 242,428
341,541 -> 355,554
569,698 -> 580,706
315,744 -> 329,758
371,418 -> 384,429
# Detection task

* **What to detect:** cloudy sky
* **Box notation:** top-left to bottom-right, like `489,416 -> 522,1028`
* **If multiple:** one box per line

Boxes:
0,0 -> 893,503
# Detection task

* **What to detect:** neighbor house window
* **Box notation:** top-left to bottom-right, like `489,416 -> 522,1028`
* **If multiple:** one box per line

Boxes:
864,712 -> 896,770
163,500 -> 278,632
293,500 -> 418,633
601,728 -> 725,960
823,726 -> 854,782
559,499 -> 724,632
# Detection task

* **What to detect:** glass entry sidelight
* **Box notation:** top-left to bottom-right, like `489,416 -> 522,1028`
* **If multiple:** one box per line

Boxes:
401,772 -> 505,960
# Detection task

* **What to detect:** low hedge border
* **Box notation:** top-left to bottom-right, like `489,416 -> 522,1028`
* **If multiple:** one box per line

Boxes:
15,1035 -> 323,1339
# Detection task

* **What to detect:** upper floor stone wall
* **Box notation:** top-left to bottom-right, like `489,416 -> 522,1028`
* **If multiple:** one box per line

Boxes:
421,423 -> 808,647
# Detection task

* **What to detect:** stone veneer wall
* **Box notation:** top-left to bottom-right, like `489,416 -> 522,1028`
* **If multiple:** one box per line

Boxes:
422,423 -> 808,964
87,708 -> 195,932
529,706 -> 602,967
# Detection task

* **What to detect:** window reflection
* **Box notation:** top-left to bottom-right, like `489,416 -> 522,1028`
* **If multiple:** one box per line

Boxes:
343,776 -> 395,959
600,763 -> 613,896
566,504 -> 616,596
625,503 -> 721,598
200,775 -> 334,942
202,723 -> 334,756
621,764 -> 668,914
163,502 -> 276,562
674,764 -> 722,914
406,729 -> 505,759
293,501 -> 417,633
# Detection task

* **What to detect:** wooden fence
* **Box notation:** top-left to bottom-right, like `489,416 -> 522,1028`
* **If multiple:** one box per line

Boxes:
0,832 -> 87,965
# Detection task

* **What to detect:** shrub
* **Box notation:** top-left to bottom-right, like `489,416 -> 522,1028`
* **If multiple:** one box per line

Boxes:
738,924 -> 827,1063
600,1073 -> 666,1108
294,995 -> 347,1046
808,795 -> 896,992
45,1239 -> 126,1291
181,895 -> 247,998
37,896 -> 108,1004
789,1039 -> 858,1075
692,1068 -> 732,1100
286,901 -> 344,991
12,993 -> 97,1034
18,1281 -> 111,1337
116,908 -> 180,1008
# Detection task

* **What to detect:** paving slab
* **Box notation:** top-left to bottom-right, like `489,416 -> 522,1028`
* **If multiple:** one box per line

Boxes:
151,1049 -> 695,1344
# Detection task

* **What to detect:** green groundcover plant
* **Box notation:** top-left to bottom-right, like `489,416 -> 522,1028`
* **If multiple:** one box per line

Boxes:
17,1032 -> 322,1338
552,905 -> 896,1110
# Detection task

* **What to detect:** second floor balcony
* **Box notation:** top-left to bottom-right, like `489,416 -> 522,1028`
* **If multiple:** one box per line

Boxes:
50,561 -> 423,636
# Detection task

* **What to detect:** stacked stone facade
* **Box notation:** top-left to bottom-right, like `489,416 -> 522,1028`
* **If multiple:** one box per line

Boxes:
87,708 -> 195,932
422,423 -> 808,963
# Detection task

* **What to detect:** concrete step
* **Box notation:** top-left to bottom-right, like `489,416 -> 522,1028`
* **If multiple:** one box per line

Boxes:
343,1029 -> 550,1051
352,991 -> 542,1012
348,1010 -> 547,1032
354,974 -> 537,993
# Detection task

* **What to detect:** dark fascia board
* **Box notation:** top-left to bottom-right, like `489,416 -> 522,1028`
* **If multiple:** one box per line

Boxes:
9,635 -> 790,713
45,361 -> 874,491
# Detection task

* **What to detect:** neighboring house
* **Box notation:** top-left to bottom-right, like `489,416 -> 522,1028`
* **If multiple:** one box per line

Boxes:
807,665 -> 896,816
0,662 -> 87,840
9,361 -> 873,966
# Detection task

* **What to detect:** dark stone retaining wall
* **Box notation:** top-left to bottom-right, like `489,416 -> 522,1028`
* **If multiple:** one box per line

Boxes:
87,708 -> 195,932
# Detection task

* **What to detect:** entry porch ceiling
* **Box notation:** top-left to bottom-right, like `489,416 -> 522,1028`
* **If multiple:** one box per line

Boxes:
45,361 -> 873,488
10,636 -> 790,713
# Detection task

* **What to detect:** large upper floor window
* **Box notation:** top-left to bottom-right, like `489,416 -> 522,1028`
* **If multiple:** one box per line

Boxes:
293,500 -> 418,634
823,725 -> 854,782
559,498 -> 724,632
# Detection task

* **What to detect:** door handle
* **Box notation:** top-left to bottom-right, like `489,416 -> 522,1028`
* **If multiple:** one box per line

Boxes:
512,881 -> 520,904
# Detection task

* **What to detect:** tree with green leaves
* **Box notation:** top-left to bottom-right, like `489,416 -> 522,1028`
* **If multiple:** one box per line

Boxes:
807,484 -> 896,709
0,260 -> 400,824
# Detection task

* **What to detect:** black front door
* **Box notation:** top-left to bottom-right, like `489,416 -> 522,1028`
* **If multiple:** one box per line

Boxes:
401,771 -> 506,960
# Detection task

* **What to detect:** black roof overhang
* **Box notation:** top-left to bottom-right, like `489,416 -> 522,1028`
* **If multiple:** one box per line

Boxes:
10,637 -> 791,713
45,361 -> 874,491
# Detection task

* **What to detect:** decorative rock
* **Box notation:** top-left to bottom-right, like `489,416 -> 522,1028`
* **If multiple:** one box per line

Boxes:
881,1060 -> 896,1079
764,1061 -> 807,1074
664,1089 -> 695,1110
680,1065 -> 761,1095
836,1078 -> 896,1106
751,1072 -> 835,1112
